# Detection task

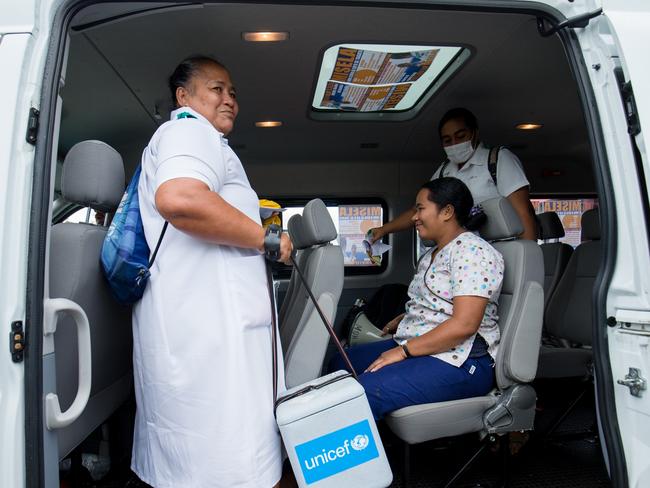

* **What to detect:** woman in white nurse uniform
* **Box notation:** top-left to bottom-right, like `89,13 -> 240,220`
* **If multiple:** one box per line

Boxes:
131,56 -> 292,488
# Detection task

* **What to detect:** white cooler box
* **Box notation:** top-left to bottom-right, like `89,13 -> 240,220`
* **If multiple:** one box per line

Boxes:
276,370 -> 393,488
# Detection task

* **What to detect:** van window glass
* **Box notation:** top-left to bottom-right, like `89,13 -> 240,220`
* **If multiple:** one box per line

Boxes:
63,207 -> 102,225
312,43 -> 467,113
413,197 -> 599,262
281,202 -> 385,269
532,198 -> 599,248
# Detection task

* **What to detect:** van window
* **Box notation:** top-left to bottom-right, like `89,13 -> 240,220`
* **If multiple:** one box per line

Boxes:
414,197 -> 599,260
280,200 -> 386,271
532,197 -> 599,247
63,207 -> 99,224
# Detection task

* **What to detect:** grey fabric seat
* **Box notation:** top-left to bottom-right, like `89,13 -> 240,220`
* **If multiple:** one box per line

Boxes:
537,211 -> 573,310
278,215 -> 309,328
50,140 -> 131,459
536,209 -> 600,379
386,197 -> 544,448
280,199 -> 344,388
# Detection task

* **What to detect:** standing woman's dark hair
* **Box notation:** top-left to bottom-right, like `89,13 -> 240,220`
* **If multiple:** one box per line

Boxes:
437,107 -> 479,135
420,177 -> 487,231
168,56 -> 226,107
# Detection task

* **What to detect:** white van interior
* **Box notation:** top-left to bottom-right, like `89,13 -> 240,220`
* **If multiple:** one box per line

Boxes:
24,1 -> 638,487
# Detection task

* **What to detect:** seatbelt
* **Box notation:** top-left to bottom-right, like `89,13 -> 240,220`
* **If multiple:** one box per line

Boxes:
265,258 -> 358,412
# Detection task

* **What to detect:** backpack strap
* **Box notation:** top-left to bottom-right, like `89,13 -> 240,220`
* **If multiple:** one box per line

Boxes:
147,221 -> 169,267
437,160 -> 449,179
488,146 -> 500,186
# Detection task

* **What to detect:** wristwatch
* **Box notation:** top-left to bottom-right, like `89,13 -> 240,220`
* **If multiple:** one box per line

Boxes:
264,224 -> 282,261
401,342 -> 413,359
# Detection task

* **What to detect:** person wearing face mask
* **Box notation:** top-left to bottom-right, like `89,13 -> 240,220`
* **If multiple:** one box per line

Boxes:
369,107 -> 537,242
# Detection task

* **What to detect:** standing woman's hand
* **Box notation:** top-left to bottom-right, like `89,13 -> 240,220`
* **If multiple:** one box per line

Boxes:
278,234 -> 293,265
367,227 -> 385,244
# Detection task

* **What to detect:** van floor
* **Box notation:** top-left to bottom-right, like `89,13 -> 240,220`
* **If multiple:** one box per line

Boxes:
76,379 -> 610,488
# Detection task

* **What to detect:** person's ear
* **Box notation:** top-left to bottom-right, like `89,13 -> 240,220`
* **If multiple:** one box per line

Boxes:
176,86 -> 189,107
442,204 -> 455,222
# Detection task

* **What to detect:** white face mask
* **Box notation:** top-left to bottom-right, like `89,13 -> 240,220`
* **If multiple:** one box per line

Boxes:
444,140 -> 475,164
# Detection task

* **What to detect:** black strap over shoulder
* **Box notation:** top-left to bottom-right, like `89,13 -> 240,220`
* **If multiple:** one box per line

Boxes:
487,146 -> 501,186
437,160 -> 449,179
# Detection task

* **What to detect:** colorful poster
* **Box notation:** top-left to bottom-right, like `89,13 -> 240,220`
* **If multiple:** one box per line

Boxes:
338,205 -> 383,266
532,198 -> 598,248
320,48 -> 438,112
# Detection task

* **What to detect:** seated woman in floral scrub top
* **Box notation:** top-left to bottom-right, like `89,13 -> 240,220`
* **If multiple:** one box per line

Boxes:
331,177 -> 505,420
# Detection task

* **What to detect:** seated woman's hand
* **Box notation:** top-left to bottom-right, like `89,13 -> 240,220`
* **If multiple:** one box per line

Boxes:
381,313 -> 404,336
365,346 -> 406,373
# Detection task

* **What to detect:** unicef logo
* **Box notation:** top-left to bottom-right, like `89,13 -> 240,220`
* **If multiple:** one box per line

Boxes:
350,434 -> 369,451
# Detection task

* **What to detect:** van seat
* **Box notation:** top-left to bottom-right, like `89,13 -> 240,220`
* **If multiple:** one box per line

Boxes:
536,209 -> 600,379
50,140 -> 131,459
537,211 -> 573,311
280,199 -> 344,388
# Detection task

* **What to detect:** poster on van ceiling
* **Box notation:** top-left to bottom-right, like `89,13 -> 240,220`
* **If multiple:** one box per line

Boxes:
320,48 -> 438,111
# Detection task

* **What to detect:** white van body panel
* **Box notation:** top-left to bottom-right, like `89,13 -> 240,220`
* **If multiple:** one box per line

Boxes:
550,0 -> 650,485
0,33 -> 34,488
0,0 -> 67,483
0,0 -> 35,34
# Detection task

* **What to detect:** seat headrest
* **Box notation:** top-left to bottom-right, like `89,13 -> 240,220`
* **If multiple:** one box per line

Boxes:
288,214 -> 311,250
479,197 -> 524,241
61,140 -> 125,212
581,208 -> 600,241
302,199 -> 337,246
537,211 -> 565,239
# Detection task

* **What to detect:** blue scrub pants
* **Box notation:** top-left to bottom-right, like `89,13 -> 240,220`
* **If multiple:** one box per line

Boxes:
329,340 -> 495,420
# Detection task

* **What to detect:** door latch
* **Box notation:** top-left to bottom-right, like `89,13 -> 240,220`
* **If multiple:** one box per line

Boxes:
9,321 -> 25,362
617,368 -> 647,397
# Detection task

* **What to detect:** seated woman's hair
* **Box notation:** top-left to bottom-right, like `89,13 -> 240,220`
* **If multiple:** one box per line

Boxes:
420,177 -> 487,231
168,56 -> 226,107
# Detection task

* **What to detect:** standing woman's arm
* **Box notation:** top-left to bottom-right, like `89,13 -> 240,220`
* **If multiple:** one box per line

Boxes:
156,178 -> 292,262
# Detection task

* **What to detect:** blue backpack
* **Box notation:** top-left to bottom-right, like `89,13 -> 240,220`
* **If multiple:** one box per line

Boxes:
101,165 -> 168,304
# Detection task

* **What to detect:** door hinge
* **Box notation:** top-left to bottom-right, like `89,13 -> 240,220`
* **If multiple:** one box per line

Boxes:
25,107 -> 40,145
9,321 -> 25,363
614,68 -> 641,136
537,9 -> 602,38
617,367 -> 647,398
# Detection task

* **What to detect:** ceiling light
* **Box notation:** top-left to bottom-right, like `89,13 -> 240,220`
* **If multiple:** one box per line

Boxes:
243,31 -> 289,42
255,121 -> 283,128
516,123 -> 543,130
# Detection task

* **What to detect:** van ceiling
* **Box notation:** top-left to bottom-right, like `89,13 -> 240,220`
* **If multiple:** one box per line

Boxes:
60,2 -> 594,193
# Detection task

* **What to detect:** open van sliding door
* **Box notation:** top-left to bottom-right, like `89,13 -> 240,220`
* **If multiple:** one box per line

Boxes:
590,3 -> 650,487
514,0 -> 649,486
521,0 -> 650,486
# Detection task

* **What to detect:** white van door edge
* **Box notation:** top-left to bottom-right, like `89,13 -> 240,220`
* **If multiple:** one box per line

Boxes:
583,3 -> 650,488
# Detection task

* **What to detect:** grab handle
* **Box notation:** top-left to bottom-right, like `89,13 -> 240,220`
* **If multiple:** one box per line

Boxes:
43,298 -> 92,429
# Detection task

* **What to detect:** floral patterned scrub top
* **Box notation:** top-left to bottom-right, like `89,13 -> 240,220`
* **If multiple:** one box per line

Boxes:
394,231 -> 505,367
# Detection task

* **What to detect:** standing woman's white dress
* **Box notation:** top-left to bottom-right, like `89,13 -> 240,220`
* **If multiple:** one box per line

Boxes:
131,106 -> 284,487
